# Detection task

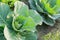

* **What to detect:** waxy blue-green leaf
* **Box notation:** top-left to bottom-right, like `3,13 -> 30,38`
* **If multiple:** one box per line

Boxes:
22,31 -> 37,40
48,14 -> 60,20
29,10 -> 43,25
43,16 -> 55,26
28,0 -> 36,10
4,26 -> 37,40
34,0 -> 44,12
0,2 -> 10,26
14,1 -> 29,17
0,27 -> 6,40
4,26 -> 25,40
29,0 -> 43,12
6,11 -> 14,29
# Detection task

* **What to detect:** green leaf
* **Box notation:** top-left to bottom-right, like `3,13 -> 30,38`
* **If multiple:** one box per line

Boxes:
0,2 -> 10,26
22,16 -> 36,31
4,26 -> 37,40
29,10 -> 43,25
56,0 -> 60,6
0,27 -> 6,40
48,0 -> 56,7
29,0 -> 37,10
34,0 -> 44,12
4,26 -> 24,40
44,3 -> 56,15
14,1 -> 29,17
40,0 -> 56,15
48,14 -> 60,20
6,11 -> 14,29
53,0 -> 60,13
12,15 -> 26,31
22,31 -> 37,40
43,16 -> 55,26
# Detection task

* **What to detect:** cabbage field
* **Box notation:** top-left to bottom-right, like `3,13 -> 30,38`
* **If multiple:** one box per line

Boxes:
0,0 -> 60,40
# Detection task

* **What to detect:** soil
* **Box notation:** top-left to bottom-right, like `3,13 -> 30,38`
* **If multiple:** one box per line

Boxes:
37,20 -> 60,40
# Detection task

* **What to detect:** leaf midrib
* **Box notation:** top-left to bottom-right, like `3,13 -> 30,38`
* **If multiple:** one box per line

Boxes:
0,15 -> 8,26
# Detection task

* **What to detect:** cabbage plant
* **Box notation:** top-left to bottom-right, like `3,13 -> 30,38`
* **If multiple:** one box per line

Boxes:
29,0 -> 60,26
0,1 -> 42,40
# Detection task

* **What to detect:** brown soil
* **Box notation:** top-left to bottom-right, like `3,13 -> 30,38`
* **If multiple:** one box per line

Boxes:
37,20 -> 60,40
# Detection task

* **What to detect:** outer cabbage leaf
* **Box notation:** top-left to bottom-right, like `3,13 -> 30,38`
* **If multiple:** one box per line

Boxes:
4,26 -> 25,40
29,10 -> 43,25
14,1 -> 29,17
28,0 -> 37,10
0,2 -> 10,27
0,27 -> 6,40
21,31 -> 37,40
4,26 -> 37,40
43,15 -> 55,26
